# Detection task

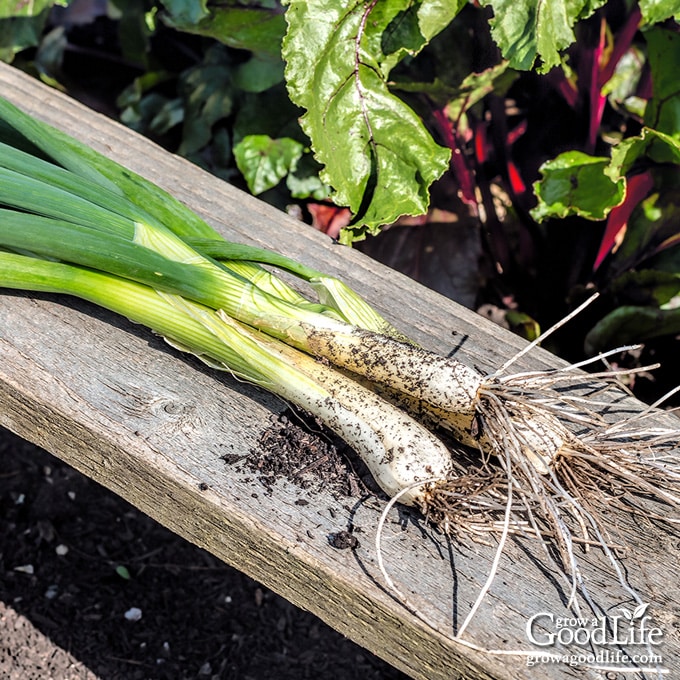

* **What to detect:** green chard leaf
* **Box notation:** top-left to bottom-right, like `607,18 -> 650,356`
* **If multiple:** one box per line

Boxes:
158,0 -> 210,25
639,0 -> 680,24
607,183 -> 680,273
0,0 -> 66,19
444,62 -> 511,123
233,134 -> 304,195
585,305 -> 680,355
609,127 -> 680,176
531,151 -> 625,221
379,0 -> 466,74
110,0 -> 156,68
233,54 -> 285,93
0,7 -> 52,62
162,2 -> 286,57
532,128 -> 680,224
610,269 -> 680,308
177,46 -> 234,156
282,0 -> 454,242
644,26 -> 680,139
480,0 -> 606,74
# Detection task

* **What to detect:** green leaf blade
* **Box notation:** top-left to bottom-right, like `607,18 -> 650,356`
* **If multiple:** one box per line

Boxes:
0,7 -> 52,62
639,0 -> 680,25
531,151 -> 626,221
644,26 -> 680,139
378,0 -> 466,74
158,0 -> 210,25
163,5 -> 286,57
233,135 -> 303,195
585,305 -> 680,355
0,95 -> 220,240
480,0 -> 606,73
0,0 -> 63,19
609,127 -> 680,178
283,0 -> 451,241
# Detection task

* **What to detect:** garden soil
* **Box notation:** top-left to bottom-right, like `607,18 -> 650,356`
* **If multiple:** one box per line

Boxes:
0,423 -> 407,680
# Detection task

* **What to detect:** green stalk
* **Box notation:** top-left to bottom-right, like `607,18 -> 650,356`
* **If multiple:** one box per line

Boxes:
0,96 -> 482,421
0,99 -> 404,338
186,237 -> 409,339
0,249 -> 261,381
0,209 -> 345,339
185,238 -> 327,281
0,165 -> 135,237
0,141 -> 324,313
219,258 -> 325,310
0,96 -> 218,240
0,141 -> 161,230
0,204 -> 484,424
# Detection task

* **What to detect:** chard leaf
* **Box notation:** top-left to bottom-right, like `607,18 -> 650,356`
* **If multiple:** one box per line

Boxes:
379,0 -> 466,74
609,187 -> 680,272
282,0 -> 453,241
233,134 -> 303,195
286,153 -> 330,200
444,62 -> 511,122
177,46 -> 234,156
233,54 -> 285,93
0,8 -> 51,61
585,305 -> 680,355
232,85 -> 304,144
610,128 -> 680,176
162,3 -> 286,57
0,0 -> 64,18
158,0 -> 209,25
532,129 -> 680,225
531,151 -> 625,221
644,27 -> 680,139
480,0 -> 606,73
610,269 -> 680,307
148,98 -> 184,136
639,0 -> 680,24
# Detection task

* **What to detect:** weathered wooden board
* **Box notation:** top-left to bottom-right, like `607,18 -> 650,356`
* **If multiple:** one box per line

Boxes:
0,62 -> 678,679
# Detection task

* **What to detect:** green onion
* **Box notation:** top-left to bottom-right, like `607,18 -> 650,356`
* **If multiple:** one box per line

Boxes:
0,97 -> 403,335
0,136 -> 486,422
0,249 -> 453,504
1,94 -> 679,622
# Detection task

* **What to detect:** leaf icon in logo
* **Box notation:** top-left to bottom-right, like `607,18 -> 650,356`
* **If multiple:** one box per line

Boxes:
619,607 -> 633,621
618,603 -> 650,622
633,603 -> 650,620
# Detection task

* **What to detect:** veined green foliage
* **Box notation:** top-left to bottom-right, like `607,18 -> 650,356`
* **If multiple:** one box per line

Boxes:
585,304 -> 680,355
282,0 -> 454,240
639,0 -> 680,25
479,0 -> 607,73
644,26 -> 680,141
233,134 -> 304,195
532,129 -> 680,223
531,152 -> 625,222
161,2 -> 287,58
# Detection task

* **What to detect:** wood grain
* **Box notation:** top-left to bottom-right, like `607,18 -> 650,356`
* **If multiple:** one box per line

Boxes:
0,62 -> 678,679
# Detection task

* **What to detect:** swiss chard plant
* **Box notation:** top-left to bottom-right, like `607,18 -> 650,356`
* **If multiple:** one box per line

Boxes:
531,21 -> 680,361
